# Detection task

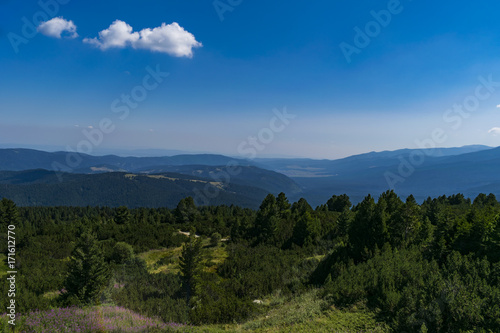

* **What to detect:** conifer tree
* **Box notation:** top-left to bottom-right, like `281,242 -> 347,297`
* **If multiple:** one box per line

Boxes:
0,198 -> 20,227
254,194 -> 279,243
179,232 -> 203,303
63,231 -> 110,305
327,194 -> 352,212
114,206 -> 131,225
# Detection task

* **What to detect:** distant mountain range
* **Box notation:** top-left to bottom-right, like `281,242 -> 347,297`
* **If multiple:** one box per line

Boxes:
0,148 -> 252,172
256,145 -> 499,205
0,145 -> 498,208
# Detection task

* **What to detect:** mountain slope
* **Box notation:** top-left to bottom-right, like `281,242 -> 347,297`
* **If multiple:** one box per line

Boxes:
291,146 -> 500,205
0,170 -> 270,208
255,145 -> 492,178
136,165 -> 302,195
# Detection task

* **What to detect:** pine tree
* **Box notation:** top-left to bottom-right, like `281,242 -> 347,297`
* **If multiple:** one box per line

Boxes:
275,192 -> 293,246
179,233 -> 203,303
175,197 -> 198,223
327,194 -> 352,212
63,231 -> 110,305
391,195 -> 421,247
337,207 -> 352,239
0,198 -> 20,227
254,194 -> 279,243
114,206 -> 131,225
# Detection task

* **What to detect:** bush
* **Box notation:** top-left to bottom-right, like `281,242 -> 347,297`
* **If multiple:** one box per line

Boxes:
112,242 -> 134,264
210,232 -> 222,247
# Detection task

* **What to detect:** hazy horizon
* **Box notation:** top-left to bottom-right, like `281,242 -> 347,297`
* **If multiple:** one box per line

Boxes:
0,142 -> 495,160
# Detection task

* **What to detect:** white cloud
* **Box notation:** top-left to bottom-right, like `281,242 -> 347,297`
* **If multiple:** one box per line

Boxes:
488,127 -> 500,136
83,20 -> 139,50
37,17 -> 78,39
83,20 -> 202,57
134,22 -> 202,57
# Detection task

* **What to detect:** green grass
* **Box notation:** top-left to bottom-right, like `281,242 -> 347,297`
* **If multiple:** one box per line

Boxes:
203,244 -> 229,273
138,246 -> 184,274
42,290 -> 62,299
305,254 -> 326,262
240,290 -> 389,333
138,242 -> 229,275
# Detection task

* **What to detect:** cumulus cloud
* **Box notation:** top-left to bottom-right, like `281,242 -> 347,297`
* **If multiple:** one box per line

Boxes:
84,20 -> 138,50
37,17 -> 78,39
83,20 -> 202,57
488,127 -> 500,136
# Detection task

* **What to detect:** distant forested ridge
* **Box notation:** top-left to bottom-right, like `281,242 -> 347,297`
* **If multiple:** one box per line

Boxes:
0,170 -> 272,208
1,146 -> 500,208
1,191 -> 500,332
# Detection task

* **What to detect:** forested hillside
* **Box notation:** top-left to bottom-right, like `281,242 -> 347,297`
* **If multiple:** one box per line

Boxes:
1,191 -> 500,332
0,170 -> 272,208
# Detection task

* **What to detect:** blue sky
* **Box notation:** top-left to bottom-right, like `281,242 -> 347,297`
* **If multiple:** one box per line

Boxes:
1,0 -> 500,159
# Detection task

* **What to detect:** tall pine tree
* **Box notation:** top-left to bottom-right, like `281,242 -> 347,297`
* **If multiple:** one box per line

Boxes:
0,198 -> 20,227
179,231 -> 203,303
63,231 -> 110,305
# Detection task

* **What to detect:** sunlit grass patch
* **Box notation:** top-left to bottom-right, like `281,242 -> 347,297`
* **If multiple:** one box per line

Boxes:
138,247 -> 183,274
305,254 -> 326,262
42,290 -> 62,300
240,290 -> 389,333
138,242 -> 228,275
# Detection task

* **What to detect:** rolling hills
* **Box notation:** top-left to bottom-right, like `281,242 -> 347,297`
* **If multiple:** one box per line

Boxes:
0,148 -> 252,172
0,145 -> 498,208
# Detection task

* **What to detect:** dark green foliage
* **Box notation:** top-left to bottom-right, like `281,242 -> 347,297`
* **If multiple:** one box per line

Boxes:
2,191 -> 500,331
336,207 -> 352,237
179,233 -> 203,302
114,206 -> 131,225
274,192 -> 295,245
0,198 -> 20,227
112,258 -> 189,323
327,194 -> 352,212
348,194 -> 377,262
253,194 -> 280,244
292,211 -> 321,247
0,170 -> 270,209
324,248 -> 500,332
292,197 -> 314,216
62,231 -> 110,305
316,192 -> 500,332
218,244 -> 303,298
190,272 -> 256,324
210,232 -> 222,247
175,197 -> 199,223
111,242 -> 134,264
389,195 -> 422,248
